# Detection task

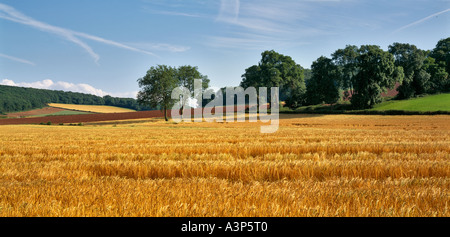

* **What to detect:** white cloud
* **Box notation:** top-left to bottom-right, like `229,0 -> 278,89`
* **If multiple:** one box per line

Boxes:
0,53 -> 36,66
0,79 -> 16,86
1,79 -> 137,98
0,3 -> 157,63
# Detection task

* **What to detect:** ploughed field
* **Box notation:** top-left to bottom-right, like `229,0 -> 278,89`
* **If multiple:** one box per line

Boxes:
2,104 -> 145,124
0,114 -> 448,217
0,110 -> 164,125
0,105 -> 251,125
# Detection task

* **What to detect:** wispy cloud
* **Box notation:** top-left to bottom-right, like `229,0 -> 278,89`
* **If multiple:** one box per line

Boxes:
144,8 -> 203,18
73,32 -> 158,56
140,0 -> 213,18
216,0 -> 314,33
217,0 -> 240,22
393,8 -> 450,33
0,3 -> 157,63
207,34 -> 310,50
127,42 -> 191,53
211,0 -> 336,49
0,53 -> 35,66
1,79 -> 138,98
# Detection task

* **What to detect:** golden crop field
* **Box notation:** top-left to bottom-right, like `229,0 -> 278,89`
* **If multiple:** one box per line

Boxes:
48,103 -> 136,113
0,114 -> 448,217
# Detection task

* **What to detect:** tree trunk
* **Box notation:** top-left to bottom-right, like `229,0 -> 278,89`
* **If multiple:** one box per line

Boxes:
180,95 -> 184,121
164,107 -> 168,121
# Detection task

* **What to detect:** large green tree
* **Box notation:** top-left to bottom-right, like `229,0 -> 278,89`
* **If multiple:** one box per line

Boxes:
388,43 -> 429,98
137,65 -> 210,121
176,65 -> 210,118
137,65 -> 179,121
241,50 -> 306,108
351,45 -> 404,109
177,65 -> 210,93
430,37 -> 450,75
427,37 -> 450,93
303,68 -> 312,83
332,45 -> 359,100
306,56 -> 340,105
423,57 -> 449,93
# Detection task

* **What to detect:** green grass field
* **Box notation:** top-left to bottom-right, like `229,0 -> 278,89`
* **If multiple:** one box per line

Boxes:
280,93 -> 450,114
370,93 -> 450,112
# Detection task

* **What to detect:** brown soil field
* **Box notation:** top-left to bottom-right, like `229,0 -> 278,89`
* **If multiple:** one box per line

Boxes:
6,107 -> 67,118
0,105 -> 255,125
0,110 -> 165,125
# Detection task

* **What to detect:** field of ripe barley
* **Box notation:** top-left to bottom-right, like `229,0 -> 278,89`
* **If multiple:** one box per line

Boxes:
48,103 -> 136,113
0,114 -> 448,217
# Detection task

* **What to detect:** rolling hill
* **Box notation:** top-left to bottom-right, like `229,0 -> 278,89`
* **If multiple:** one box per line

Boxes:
0,85 -> 153,114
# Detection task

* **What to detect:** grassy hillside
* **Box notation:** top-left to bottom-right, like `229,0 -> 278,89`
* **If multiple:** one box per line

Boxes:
281,93 -> 450,115
0,84 -> 152,113
370,94 -> 450,112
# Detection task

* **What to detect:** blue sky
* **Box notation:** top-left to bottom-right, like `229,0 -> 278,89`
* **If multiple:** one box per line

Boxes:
0,0 -> 449,98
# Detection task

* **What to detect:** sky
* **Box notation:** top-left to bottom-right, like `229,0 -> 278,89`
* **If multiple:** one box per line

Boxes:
0,0 -> 449,98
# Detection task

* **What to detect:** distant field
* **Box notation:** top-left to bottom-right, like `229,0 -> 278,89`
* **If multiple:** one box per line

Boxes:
29,110 -> 92,117
6,107 -> 91,118
370,93 -> 450,112
49,103 -> 136,113
0,110 -> 164,125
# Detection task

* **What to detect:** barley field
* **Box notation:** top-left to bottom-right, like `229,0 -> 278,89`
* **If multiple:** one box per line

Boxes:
0,114 -> 448,217
48,103 -> 136,113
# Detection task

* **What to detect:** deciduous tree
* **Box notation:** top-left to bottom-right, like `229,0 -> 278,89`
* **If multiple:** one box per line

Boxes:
137,65 -> 178,121
389,43 -> 429,98
351,45 -> 404,109
241,50 -> 306,108
306,56 -> 340,105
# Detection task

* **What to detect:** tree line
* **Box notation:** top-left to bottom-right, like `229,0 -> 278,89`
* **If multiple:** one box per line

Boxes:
240,37 -> 449,109
136,37 -> 449,118
0,85 -> 153,114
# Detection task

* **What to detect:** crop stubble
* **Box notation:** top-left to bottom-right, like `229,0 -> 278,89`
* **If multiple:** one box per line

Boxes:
0,114 -> 448,217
